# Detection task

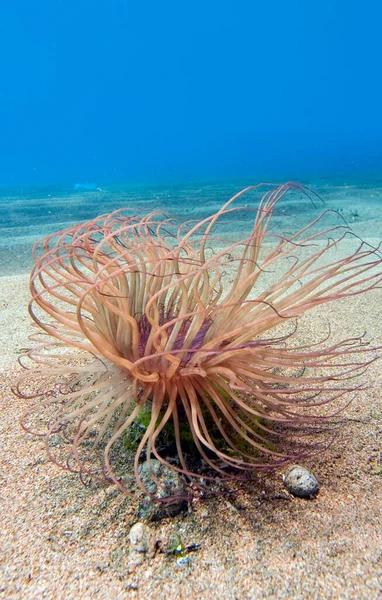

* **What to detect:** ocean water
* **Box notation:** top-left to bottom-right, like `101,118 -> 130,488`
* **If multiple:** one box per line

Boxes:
0,178 -> 381,278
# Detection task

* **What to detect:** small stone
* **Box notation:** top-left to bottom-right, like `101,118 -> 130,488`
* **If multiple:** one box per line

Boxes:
128,522 -> 156,565
283,465 -> 319,498
160,532 -> 184,555
137,459 -> 187,521
176,556 -> 191,567
129,522 -> 150,552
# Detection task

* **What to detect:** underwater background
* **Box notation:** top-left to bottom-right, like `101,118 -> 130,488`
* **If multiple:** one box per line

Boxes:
1,5 -> 382,598
0,1 -> 381,275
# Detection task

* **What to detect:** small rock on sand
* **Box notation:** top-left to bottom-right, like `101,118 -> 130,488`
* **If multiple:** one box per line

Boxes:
138,459 -> 187,520
129,522 -> 156,565
283,465 -> 319,498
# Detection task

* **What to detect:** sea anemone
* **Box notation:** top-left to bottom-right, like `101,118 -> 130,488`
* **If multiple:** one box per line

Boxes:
17,182 -> 382,502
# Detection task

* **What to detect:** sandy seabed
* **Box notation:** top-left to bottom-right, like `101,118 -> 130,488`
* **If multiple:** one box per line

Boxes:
1,281 -> 381,599
0,211 -> 382,599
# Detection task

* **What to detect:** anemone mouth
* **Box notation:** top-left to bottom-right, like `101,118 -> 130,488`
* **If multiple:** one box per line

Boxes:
17,182 -> 382,501
137,310 -> 213,368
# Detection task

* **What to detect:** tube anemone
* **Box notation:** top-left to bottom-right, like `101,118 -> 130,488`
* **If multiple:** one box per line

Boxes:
17,182 -> 382,502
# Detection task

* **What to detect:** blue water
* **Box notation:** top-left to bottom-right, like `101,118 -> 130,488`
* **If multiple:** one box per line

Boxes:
1,4 -> 381,275
1,3 -> 382,187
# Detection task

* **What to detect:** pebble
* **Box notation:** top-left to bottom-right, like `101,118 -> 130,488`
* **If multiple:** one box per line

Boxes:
160,532 -> 184,555
283,465 -> 319,498
128,522 -> 156,565
138,459 -> 187,521
176,556 -> 191,567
